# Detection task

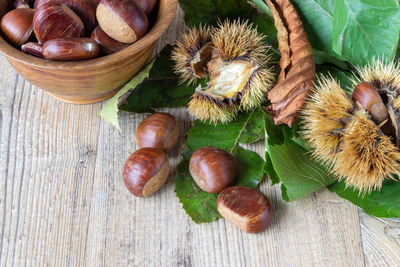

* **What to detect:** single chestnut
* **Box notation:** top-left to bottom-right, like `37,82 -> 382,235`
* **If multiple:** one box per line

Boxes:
21,42 -> 43,57
136,112 -> 179,152
96,0 -> 149,43
353,82 -> 388,125
33,2 -> 84,44
123,147 -> 169,197
217,186 -> 273,234
91,26 -> 129,55
42,38 -> 100,61
134,0 -> 157,16
0,8 -> 35,46
34,0 -> 96,34
189,147 -> 237,193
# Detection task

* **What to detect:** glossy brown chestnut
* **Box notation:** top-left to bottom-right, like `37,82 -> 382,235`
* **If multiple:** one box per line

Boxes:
34,0 -> 96,34
91,26 -> 129,55
353,82 -> 388,124
134,0 -> 158,16
96,0 -> 149,43
21,42 -> 43,57
42,38 -> 99,61
136,112 -> 179,152
33,2 -> 84,44
0,8 -> 35,46
217,186 -> 273,234
123,147 -> 169,197
189,147 -> 237,193
87,0 -> 101,9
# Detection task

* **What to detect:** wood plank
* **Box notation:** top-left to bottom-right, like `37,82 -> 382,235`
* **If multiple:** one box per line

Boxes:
0,57 -> 103,266
360,214 -> 400,267
0,5 -> 397,267
82,107 -> 366,266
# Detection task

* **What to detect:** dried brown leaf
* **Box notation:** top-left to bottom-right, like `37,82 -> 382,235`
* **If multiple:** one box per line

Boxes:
264,0 -> 316,127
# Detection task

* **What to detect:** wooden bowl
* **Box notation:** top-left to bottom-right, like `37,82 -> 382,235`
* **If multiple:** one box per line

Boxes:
0,0 -> 178,104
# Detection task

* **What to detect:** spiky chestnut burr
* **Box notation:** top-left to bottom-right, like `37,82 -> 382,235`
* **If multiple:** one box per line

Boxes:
188,20 -> 275,124
172,20 -> 275,124
302,69 -> 400,194
353,60 -> 400,145
302,76 -> 354,163
333,109 -> 400,193
171,25 -> 212,84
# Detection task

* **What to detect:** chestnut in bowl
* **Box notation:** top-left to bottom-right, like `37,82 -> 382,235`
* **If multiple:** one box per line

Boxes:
0,0 -> 175,104
42,38 -> 100,61
33,2 -> 84,44
0,8 -> 34,46
34,0 -> 97,35
91,26 -> 129,55
96,0 -> 149,44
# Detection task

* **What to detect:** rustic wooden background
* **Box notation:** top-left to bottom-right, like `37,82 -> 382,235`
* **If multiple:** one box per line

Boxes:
0,7 -> 399,267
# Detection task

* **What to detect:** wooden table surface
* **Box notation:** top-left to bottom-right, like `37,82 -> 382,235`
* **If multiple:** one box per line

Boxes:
0,7 -> 399,267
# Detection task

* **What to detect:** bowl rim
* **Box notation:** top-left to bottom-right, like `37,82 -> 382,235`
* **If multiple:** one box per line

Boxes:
0,0 -> 178,70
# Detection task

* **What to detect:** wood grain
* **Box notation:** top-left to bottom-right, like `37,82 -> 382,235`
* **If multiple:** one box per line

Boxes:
360,214 -> 400,267
0,6 -> 399,267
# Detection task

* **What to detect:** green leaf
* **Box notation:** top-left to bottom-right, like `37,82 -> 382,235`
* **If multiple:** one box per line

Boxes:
291,0 -> 336,57
316,64 -> 355,89
251,0 -> 343,64
250,0 -> 273,18
331,180 -> 400,218
119,45 -> 199,114
268,141 -> 335,202
186,109 -> 265,152
313,49 -> 349,69
179,0 -> 254,27
263,153 -> 280,185
234,147 -> 265,188
263,111 -> 287,146
332,0 -> 400,66
174,151 -> 220,223
264,111 -> 335,202
174,110 -> 266,223
248,0 -> 279,51
99,60 -> 155,130
174,146 -> 265,223
179,0 -> 278,52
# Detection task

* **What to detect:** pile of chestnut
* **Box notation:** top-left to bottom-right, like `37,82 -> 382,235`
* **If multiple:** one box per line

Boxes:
0,0 -> 156,60
123,112 -> 274,234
